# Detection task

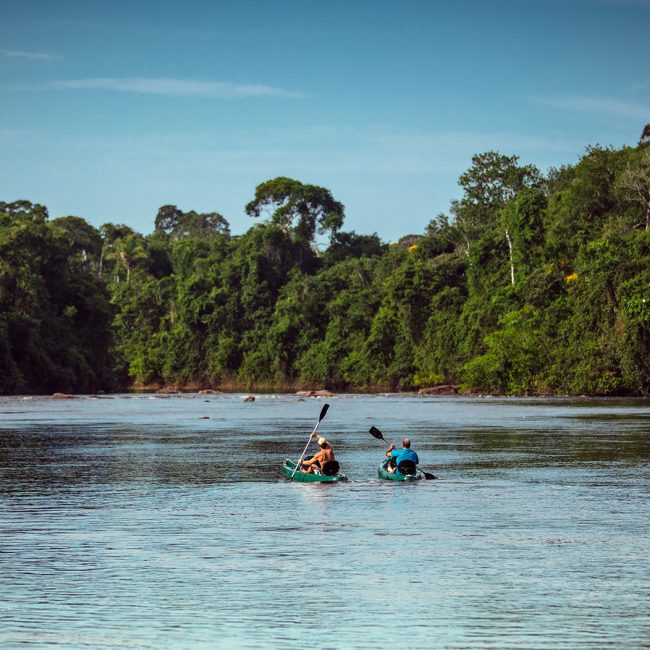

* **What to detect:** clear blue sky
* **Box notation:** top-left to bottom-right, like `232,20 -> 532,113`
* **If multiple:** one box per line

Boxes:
1,0 -> 648,241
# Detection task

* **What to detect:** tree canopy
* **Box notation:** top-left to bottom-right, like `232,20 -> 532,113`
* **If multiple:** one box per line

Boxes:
1,140 -> 649,396
245,177 -> 345,243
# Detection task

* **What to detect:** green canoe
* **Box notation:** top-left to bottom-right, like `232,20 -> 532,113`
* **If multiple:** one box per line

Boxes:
283,459 -> 348,483
378,460 -> 422,481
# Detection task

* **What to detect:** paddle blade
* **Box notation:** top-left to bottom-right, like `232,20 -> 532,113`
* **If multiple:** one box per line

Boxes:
421,470 -> 437,480
318,403 -> 330,421
369,426 -> 384,440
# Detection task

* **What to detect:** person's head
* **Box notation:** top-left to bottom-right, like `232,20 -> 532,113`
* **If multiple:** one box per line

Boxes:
318,437 -> 328,448
402,437 -> 411,448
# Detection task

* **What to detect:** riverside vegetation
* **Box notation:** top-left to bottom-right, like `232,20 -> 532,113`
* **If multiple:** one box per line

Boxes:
1,130 -> 650,397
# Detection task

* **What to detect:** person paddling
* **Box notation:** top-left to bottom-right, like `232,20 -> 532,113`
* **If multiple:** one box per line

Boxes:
301,436 -> 336,474
386,437 -> 419,475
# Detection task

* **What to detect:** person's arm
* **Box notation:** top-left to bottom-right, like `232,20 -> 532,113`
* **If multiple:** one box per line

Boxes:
385,444 -> 395,457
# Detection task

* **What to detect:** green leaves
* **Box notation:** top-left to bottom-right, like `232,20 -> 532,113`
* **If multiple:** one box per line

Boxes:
461,307 -> 549,395
0,203 -> 115,393
154,205 -> 230,240
2,144 -> 650,396
245,177 -> 345,244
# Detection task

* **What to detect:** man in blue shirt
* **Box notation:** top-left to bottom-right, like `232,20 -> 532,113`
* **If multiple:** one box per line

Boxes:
386,438 -> 419,475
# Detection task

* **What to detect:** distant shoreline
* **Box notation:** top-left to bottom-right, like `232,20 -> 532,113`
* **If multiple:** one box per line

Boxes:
5,385 -> 649,399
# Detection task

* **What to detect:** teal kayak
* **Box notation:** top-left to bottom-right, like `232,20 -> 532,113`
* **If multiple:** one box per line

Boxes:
283,459 -> 348,483
378,460 -> 422,481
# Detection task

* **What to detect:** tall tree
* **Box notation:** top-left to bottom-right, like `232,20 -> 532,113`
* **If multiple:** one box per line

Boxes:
245,177 -> 344,244
452,152 -> 543,257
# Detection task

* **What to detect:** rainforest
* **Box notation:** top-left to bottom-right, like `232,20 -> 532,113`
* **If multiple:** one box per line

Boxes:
2,135 -> 649,396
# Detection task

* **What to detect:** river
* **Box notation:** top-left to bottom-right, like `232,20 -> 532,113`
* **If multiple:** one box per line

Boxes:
1,393 -> 649,648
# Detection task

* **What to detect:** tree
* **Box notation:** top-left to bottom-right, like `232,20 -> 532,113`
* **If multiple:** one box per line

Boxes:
452,152 -> 543,258
450,152 -> 543,300
458,152 -> 542,208
245,177 -> 344,244
0,200 -> 48,225
0,201 -> 115,394
51,216 -> 103,270
617,147 -> 650,230
421,214 -> 458,257
545,146 -> 627,264
617,264 -> 650,395
640,123 -> 650,147
461,307 -> 550,395
154,205 -> 230,240
499,188 -> 547,286
109,233 -> 148,284
324,230 -> 386,264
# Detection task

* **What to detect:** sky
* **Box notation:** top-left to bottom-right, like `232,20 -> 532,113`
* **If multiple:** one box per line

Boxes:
1,0 -> 649,242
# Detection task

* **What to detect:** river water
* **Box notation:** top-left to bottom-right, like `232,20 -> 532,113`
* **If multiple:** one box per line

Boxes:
1,393 -> 649,649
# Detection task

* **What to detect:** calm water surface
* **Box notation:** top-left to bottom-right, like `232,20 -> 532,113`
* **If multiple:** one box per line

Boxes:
1,394 -> 649,648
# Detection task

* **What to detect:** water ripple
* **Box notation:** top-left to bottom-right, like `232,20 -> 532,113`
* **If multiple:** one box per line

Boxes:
1,394 -> 649,648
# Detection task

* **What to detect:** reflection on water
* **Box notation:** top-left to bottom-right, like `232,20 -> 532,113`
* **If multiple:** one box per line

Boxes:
1,394 -> 649,648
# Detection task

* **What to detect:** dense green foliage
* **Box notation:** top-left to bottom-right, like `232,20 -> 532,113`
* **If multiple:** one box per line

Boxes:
0,202 -> 114,393
2,141 -> 649,396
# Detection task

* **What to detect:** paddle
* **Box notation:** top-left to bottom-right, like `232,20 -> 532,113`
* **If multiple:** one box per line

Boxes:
290,403 -> 330,479
369,426 -> 437,479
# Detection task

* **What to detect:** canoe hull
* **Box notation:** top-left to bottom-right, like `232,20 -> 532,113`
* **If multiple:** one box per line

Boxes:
378,461 -> 422,481
283,459 -> 347,482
